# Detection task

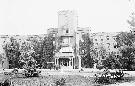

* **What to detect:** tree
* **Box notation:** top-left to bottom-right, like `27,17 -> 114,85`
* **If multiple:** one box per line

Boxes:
41,35 -> 54,68
3,37 -> 21,68
95,46 -> 107,69
79,33 -> 94,68
127,13 -> 135,28
26,36 -> 44,68
82,52 -> 94,68
19,40 -> 37,68
116,32 -> 135,70
116,32 -> 135,46
115,12 -> 135,70
119,45 -> 135,70
103,52 -> 121,69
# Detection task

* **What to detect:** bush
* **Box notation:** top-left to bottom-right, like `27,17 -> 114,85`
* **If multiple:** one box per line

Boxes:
55,78 -> 66,86
24,68 -> 41,77
1,79 -> 11,86
94,69 -> 125,84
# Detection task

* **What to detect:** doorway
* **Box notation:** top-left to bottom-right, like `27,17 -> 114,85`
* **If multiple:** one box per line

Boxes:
58,58 -> 70,66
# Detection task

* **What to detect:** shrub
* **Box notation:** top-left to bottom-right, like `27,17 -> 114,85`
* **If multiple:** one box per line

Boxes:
55,78 -> 66,86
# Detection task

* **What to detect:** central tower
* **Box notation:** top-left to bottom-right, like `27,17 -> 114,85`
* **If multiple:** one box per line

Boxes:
55,10 -> 78,69
58,10 -> 78,47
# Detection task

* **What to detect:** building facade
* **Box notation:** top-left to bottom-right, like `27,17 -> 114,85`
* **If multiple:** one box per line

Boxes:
90,32 -> 121,60
54,10 -> 79,69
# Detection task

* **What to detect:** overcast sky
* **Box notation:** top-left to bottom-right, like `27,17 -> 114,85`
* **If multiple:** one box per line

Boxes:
0,0 -> 134,35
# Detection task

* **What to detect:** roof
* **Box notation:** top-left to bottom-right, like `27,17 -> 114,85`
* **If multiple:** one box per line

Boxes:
59,47 -> 74,53
55,47 -> 74,58
55,52 -> 74,58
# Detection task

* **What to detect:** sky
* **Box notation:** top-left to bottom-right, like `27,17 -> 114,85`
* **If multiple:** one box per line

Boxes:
0,0 -> 134,35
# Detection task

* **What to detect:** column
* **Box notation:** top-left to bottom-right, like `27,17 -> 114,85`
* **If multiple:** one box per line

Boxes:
79,55 -> 81,69
67,59 -> 69,66
55,58 -> 56,65
72,58 -> 73,69
57,58 -> 59,65
70,58 -> 72,66
56,58 -> 58,65
73,58 -> 74,69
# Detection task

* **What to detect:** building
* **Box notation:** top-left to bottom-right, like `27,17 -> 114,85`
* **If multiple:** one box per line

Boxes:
90,32 -> 121,60
54,10 -> 79,69
76,27 -> 91,42
58,10 -> 78,35
47,28 -> 58,36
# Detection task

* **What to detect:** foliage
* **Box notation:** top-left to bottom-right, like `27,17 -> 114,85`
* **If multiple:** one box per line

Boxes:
97,46 -> 107,60
26,36 -> 44,68
3,37 -> 21,68
0,79 -> 11,86
119,46 -> 135,70
55,78 -> 66,86
79,33 -> 94,68
41,35 -> 54,68
3,35 -> 55,69
116,13 -> 135,70
24,68 -> 41,77
103,52 -> 121,69
116,32 -> 135,70
95,46 -> 107,69
116,32 -> 135,46
127,12 -> 135,30
95,69 -> 124,84
81,52 -> 94,68
79,33 -> 92,55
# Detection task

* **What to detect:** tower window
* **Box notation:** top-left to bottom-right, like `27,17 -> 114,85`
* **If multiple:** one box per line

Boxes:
66,29 -> 69,33
106,36 -> 109,40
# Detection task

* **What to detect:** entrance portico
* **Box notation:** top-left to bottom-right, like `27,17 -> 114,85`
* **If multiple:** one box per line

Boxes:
55,47 -> 75,69
55,57 -> 75,69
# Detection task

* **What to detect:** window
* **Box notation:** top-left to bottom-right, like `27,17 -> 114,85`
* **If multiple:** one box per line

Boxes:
107,43 -> 110,45
82,49 -> 85,53
114,45 -> 116,48
107,43 -> 110,49
101,39 -> 103,41
113,36 -> 116,40
66,29 -> 69,33
106,36 -> 109,40
102,56 -> 105,59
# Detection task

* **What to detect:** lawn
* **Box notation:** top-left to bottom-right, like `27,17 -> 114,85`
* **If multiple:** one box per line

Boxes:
10,75 -> 97,86
0,73 -> 135,86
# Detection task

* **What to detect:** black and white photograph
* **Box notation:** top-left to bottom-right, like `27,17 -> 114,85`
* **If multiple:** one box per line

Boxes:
0,0 -> 135,86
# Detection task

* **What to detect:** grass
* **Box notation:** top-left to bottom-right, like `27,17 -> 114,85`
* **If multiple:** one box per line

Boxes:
0,73 -> 135,86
